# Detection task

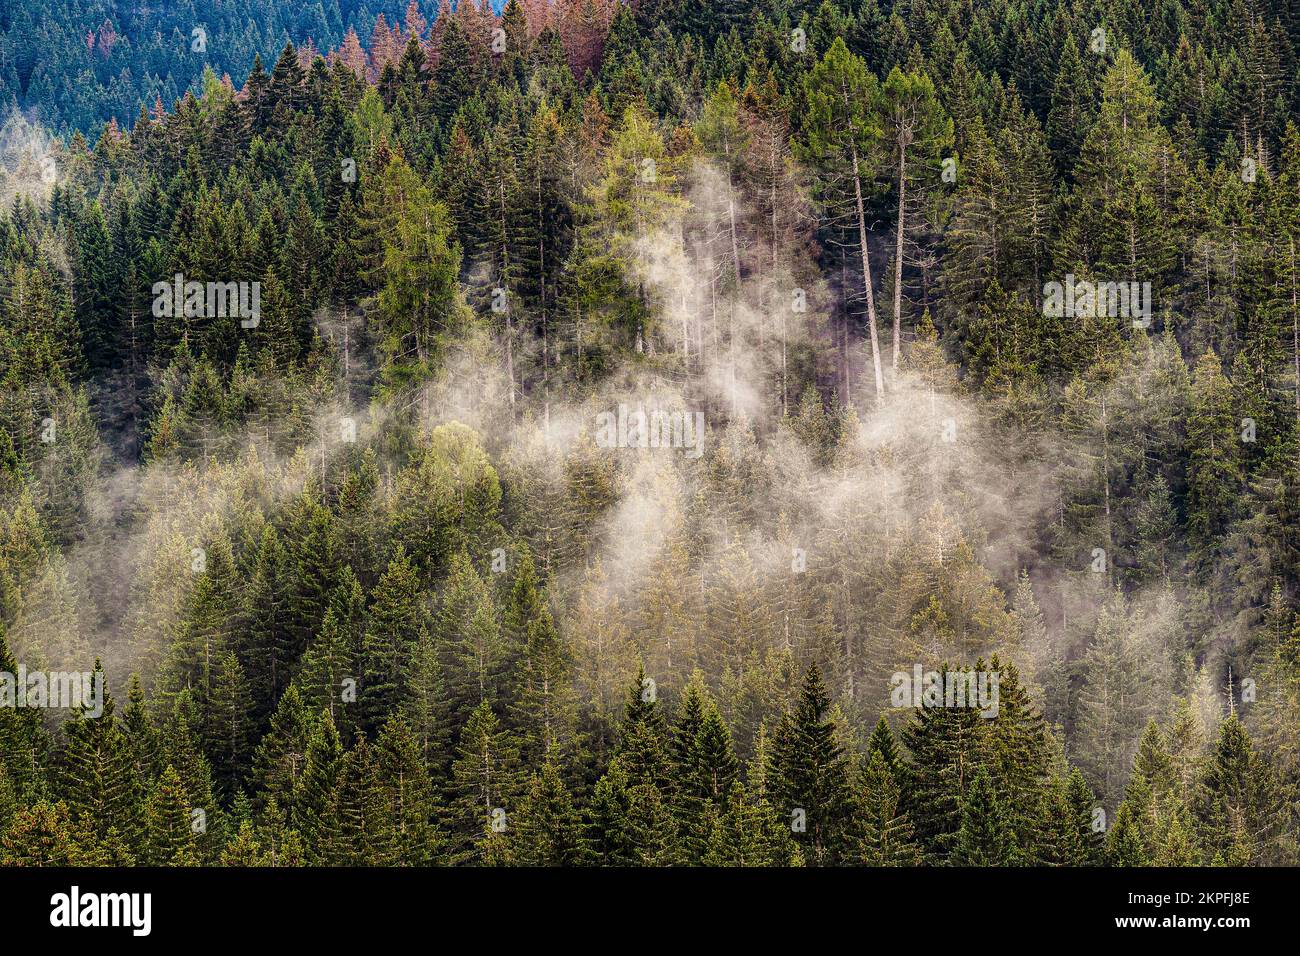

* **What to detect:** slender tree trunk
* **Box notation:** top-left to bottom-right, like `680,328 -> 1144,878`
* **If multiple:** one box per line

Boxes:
537,174 -> 549,426
1101,393 -> 1114,589
841,258 -> 851,401
773,175 -> 787,415
730,299 -> 738,416
681,287 -> 690,369
1291,237 -> 1298,421
851,140 -> 885,402
342,318 -> 350,400
498,178 -> 515,409
893,142 -> 906,371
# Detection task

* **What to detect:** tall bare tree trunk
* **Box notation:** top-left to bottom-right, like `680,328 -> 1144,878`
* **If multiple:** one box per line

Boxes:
537,169 -> 549,427
498,178 -> 516,409
851,141 -> 885,402
1291,237 -> 1299,421
773,178 -> 787,415
892,143 -> 906,371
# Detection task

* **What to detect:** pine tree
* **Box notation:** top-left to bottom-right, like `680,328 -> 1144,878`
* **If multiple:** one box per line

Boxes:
1045,33 -> 1095,174
797,37 -> 886,402
902,667 -> 991,860
1186,349 -> 1244,566
503,757 -> 583,865
143,765 -> 201,866
1036,775 -> 1092,865
297,607 -> 358,742
983,657 -> 1053,847
585,759 -> 636,865
696,702 -> 740,806
1066,768 -> 1105,864
511,604 -> 578,764
1076,589 -> 1156,805
365,154 -> 470,386
241,524 -> 293,717
1105,800 -> 1151,866
206,649 -> 252,800
850,750 -> 922,865
448,700 -> 522,863
250,684 -> 313,814
121,674 -> 159,785
866,716 -> 902,778
284,498 -> 339,672
59,667 -> 142,855
0,622 -> 48,805
292,710 -> 342,863
438,550 -> 506,723
361,545 -> 430,733
768,664 -> 852,864
878,66 -> 952,370
1195,714 -> 1285,864
951,767 -> 1019,866
403,630 -> 452,779
333,733 -> 395,865
375,716 -> 442,865
158,693 -> 221,859
616,665 -> 672,791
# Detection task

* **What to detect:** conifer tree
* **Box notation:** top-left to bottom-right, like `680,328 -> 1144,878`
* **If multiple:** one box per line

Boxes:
0,622 -> 47,805
361,545 -> 430,733
797,37 -> 886,402
511,604 -> 578,765
1195,714 -> 1285,864
504,757 -> 583,866
59,667 -> 142,855
292,710 -> 342,862
449,700 -> 522,862
1186,349 -> 1244,565
952,767 -> 1019,866
850,750 -> 922,865
1036,775 -> 1091,865
902,667 -> 992,860
1076,589 -> 1156,805
878,66 -> 952,370
1105,800 -> 1151,866
333,733 -> 395,865
144,765 -> 201,866
375,716 -> 442,865
207,649 -> 252,799
768,664 -> 852,864
439,550 -> 506,723
250,684 -> 313,814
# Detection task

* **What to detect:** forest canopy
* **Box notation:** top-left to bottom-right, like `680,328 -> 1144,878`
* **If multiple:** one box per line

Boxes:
0,0 -> 1298,867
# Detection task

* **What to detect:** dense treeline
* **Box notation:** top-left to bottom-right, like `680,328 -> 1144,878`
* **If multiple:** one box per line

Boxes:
1,639 -> 1287,865
0,0 -> 1299,865
0,1 -> 484,134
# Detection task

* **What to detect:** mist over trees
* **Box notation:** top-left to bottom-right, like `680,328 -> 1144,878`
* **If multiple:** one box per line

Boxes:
0,0 -> 1299,866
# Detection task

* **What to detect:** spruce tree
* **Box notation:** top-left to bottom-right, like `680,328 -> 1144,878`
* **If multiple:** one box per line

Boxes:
505,757 -> 584,866
850,750 -> 922,866
768,664 -> 852,864
1195,714 -> 1285,864
448,700 -> 522,863
292,710 -> 343,863
375,716 -> 442,865
143,765 -> 201,866
952,767 -> 1019,866
361,545 -> 430,733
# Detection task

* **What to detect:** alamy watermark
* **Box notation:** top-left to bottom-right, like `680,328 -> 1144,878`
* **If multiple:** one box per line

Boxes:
890,665 -> 1000,718
1,667 -> 105,718
152,273 -> 261,328
1043,274 -> 1152,328
50,886 -> 151,936
595,403 -> 705,459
